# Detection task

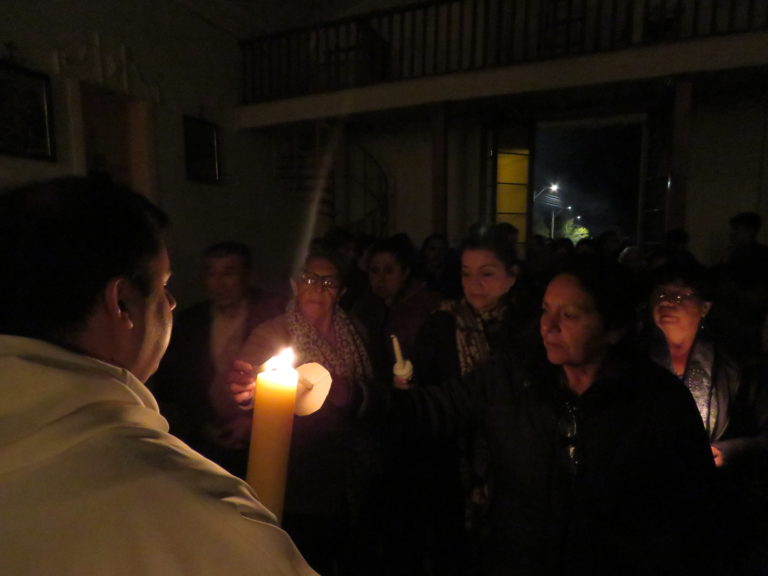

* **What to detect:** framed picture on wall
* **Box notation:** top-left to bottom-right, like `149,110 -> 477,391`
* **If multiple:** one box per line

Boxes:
0,62 -> 56,161
183,115 -> 220,183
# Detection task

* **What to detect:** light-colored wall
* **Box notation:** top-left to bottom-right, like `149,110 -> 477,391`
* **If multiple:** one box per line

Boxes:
353,114 -> 485,249
687,88 -> 768,266
0,0 -> 300,307
355,121 -> 432,243
447,119 -> 485,244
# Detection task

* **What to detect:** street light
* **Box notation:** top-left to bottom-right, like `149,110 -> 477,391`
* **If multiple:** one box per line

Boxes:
533,183 -> 559,201
551,205 -> 572,239
534,182 -> 576,239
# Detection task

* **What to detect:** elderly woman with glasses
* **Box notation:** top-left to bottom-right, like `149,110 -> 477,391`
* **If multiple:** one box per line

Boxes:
643,262 -> 768,572
216,251 -> 375,576
645,262 -> 768,467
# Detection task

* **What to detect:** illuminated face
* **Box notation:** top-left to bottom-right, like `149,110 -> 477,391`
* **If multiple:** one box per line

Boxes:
540,273 -> 610,369
294,257 -> 341,325
461,249 -> 516,313
130,247 -> 176,382
368,251 -> 409,303
651,281 -> 710,344
204,254 -> 250,309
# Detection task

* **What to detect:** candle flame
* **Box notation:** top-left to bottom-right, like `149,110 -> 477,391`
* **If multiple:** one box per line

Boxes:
264,348 -> 296,372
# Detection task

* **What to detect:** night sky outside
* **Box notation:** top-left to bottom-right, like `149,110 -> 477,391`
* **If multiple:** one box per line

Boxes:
534,123 -> 643,242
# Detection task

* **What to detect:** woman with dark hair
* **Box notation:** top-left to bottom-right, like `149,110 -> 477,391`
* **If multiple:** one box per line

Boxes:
388,257 -> 719,575
414,224 -> 538,389
394,224 -> 539,575
351,234 -> 442,380
643,262 -> 768,573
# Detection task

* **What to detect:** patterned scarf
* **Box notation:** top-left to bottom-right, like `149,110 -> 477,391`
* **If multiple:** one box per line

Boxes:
285,299 -> 372,381
440,298 -> 507,376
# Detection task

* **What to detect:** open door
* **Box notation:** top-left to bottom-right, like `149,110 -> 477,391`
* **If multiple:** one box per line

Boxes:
532,116 -> 645,247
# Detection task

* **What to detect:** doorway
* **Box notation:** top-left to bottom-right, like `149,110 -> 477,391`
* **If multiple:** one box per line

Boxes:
532,117 -> 645,248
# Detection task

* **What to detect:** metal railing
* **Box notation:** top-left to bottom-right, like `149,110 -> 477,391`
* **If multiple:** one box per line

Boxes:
242,0 -> 768,104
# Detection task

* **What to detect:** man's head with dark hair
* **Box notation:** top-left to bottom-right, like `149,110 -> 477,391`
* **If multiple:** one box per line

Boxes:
0,176 -> 169,347
204,241 -> 252,270
203,242 -> 255,310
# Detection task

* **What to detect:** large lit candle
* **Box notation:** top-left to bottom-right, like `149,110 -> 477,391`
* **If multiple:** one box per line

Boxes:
246,348 -> 298,524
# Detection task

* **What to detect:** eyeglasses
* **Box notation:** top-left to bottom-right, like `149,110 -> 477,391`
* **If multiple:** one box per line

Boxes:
558,401 -> 580,475
652,290 -> 697,305
299,272 -> 341,291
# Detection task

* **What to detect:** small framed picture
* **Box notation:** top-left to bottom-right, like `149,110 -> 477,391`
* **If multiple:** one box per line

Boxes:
0,62 -> 56,161
183,115 -> 220,183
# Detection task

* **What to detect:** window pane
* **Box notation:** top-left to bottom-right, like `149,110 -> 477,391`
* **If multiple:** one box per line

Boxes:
497,183 -> 528,213
497,152 -> 529,184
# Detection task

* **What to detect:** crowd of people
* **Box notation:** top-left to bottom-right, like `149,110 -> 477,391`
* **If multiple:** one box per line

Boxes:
160,210 -> 767,575
1,175 -> 766,575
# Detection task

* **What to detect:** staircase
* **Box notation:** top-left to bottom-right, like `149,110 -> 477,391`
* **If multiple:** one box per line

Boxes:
275,123 -> 390,237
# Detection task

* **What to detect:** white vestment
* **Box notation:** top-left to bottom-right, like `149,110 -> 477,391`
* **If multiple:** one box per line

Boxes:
0,335 -> 317,575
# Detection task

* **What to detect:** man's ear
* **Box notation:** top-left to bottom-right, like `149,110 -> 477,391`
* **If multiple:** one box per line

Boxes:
701,301 -> 713,318
106,277 -> 134,329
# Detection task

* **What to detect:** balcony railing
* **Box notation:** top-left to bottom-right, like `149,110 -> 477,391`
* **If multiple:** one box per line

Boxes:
241,0 -> 768,104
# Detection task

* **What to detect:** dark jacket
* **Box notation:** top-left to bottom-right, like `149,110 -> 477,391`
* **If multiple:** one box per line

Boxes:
391,344 -> 720,575
150,291 -> 286,449
645,330 -> 768,571
352,278 -> 441,379
646,329 -> 768,460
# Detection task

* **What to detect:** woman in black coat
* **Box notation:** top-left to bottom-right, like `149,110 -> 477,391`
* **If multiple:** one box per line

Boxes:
390,258 -> 721,575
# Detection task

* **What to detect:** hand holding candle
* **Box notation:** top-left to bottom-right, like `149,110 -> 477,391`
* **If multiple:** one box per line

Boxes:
230,359 -> 257,410
391,334 -> 413,387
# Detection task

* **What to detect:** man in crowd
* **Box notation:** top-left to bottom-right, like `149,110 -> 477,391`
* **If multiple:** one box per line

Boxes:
152,241 -> 285,477
0,177 -> 316,575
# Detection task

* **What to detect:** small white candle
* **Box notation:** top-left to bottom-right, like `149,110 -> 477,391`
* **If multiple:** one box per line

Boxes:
391,334 -> 404,365
246,348 -> 298,524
